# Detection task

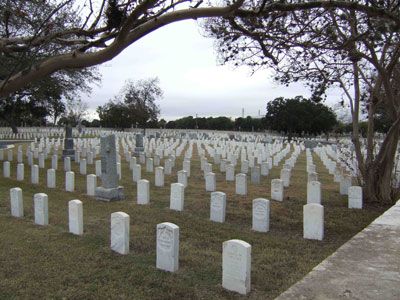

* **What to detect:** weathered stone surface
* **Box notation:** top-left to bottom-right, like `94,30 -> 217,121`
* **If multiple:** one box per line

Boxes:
235,173 -> 247,196
271,179 -> 284,201
155,167 -> 164,187
205,172 -> 216,192
348,186 -> 363,209
210,191 -> 226,223
16,163 -> 24,181
111,212 -> 130,255
252,198 -> 270,232
87,174 -> 97,196
170,183 -> 184,211
69,200 -> 83,235
65,171 -> 75,192
307,181 -> 321,204
303,203 -> 324,241
34,193 -> 48,226
137,179 -> 150,205
222,239 -> 251,295
10,187 -> 23,217
156,222 -> 179,272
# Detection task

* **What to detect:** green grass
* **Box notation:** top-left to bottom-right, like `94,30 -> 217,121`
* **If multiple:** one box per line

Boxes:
0,143 -> 388,299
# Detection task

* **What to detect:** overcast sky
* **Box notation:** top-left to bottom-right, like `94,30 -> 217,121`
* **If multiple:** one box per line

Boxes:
84,19 -> 340,121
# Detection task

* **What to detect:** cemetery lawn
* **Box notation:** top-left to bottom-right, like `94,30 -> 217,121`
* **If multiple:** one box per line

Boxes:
0,144 -> 388,299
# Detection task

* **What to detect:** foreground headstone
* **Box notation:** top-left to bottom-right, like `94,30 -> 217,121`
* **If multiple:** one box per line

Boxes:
210,191 -> 226,223
222,239 -> 251,295
271,179 -> 284,201
156,222 -> 179,272
137,179 -> 150,205
111,212 -> 130,255
170,183 -> 184,211
34,193 -> 48,225
95,135 -> 124,201
252,198 -> 270,232
69,200 -> 83,235
303,203 -> 324,241
348,186 -> 363,209
10,187 -> 23,217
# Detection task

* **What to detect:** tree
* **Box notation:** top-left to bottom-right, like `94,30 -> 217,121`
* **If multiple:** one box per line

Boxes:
1,0 -> 398,99
0,0 -> 100,132
265,96 -> 337,139
97,78 -> 162,128
60,98 -> 90,127
206,1 -> 400,204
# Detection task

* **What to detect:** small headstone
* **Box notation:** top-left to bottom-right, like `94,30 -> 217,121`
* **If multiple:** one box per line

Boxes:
210,192 -> 226,223
261,162 -> 269,176
271,179 -> 284,201
51,154 -> 58,170
69,200 -> 83,235
65,171 -> 75,192
250,166 -> 261,184
87,174 -> 97,196
137,179 -> 150,205
95,160 -> 102,176
177,170 -> 188,188
156,222 -> 179,272
280,168 -> 291,187
308,172 -> 318,183
340,175 -> 352,195
80,159 -> 87,175
3,161 -> 10,178
62,126 -> 75,160
16,163 -> 24,181
226,164 -> 235,181
235,173 -> 247,196
205,172 -> 216,192
10,187 -> 23,217
307,181 -> 321,204
183,160 -> 191,177
110,212 -> 130,255
303,203 -> 324,241
252,198 -> 270,232
31,165 -> 39,184
222,239 -> 251,295
146,157 -> 154,173
155,167 -> 164,187
170,183 -> 184,211
34,193 -> 48,226
132,164 -> 141,182
47,169 -> 56,188
348,186 -> 362,209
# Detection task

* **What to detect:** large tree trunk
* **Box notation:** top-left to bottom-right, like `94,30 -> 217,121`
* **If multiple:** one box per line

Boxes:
363,122 -> 399,204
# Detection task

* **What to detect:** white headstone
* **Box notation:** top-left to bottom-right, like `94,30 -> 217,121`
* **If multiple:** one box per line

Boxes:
16,163 -> 24,181
3,161 -> 10,178
34,193 -> 48,226
177,170 -> 188,188
31,164 -> 39,184
65,171 -> 75,192
64,156 -> 71,172
280,168 -> 291,187
271,179 -> 284,201
235,173 -> 247,195
156,222 -> 179,272
111,212 -> 130,255
87,174 -> 97,196
252,198 -> 270,232
183,160 -> 191,177
307,181 -> 321,204
47,168 -> 56,188
222,239 -> 251,295
137,179 -> 150,205
51,154 -> 58,170
10,187 -> 23,217
226,164 -> 235,181
80,159 -> 87,175
146,157 -> 154,173
95,160 -> 102,176
348,186 -> 363,209
210,191 -> 226,223
69,200 -> 83,235
303,203 -> 324,241
205,172 -> 216,192
155,167 -> 164,187
340,175 -> 352,195
132,164 -> 141,182
170,183 -> 184,211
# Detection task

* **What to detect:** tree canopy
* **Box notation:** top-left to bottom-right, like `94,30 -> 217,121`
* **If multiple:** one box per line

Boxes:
97,78 -> 162,128
265,96 -> 337,137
